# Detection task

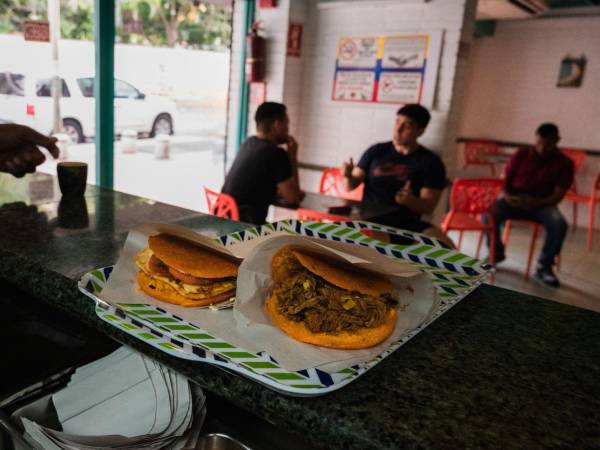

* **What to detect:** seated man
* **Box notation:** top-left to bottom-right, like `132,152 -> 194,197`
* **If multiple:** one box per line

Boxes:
342,104 -> 452,248
489,123 -> 573,288
222,102 -> 302,224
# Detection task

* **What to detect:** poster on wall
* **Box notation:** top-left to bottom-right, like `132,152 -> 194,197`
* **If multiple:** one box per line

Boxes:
331,31 -> 443,108
557,55 -> 586,88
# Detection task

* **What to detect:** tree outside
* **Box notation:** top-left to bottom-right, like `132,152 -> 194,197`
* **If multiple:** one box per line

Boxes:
0,0 -> 232,50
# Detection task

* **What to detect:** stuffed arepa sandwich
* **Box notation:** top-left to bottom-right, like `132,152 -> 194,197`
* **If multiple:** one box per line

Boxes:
135,233 -> 239,307
266,246 -> 398,349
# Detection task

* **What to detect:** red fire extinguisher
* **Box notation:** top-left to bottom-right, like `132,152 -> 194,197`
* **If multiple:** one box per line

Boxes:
245,22 -> 266,82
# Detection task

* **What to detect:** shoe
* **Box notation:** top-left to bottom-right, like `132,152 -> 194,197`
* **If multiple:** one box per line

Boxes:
484,251 -> 505,266
533,266 -> 560,288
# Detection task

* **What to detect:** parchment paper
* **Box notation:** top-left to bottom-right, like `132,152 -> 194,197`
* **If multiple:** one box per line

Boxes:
100,223 -> 439,372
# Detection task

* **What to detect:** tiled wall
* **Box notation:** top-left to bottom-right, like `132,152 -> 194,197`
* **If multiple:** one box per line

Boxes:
226,0 -> 476,223
458,15 -> 600,229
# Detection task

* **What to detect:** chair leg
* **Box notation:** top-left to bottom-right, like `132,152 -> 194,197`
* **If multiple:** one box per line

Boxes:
457,231 -> 464,250
490,229 -> 497,284
503,221 -> 512,247
572,202 -> 578,232
476,231 -> 484,258
588,202 -> 596,250
525,224 -> 539,280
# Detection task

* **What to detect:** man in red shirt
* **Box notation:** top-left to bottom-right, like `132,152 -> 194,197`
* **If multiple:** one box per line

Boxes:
490,123 -> 574,287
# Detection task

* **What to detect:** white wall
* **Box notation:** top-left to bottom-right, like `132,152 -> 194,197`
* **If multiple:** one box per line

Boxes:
225,0 -> 477,224
458,16 -> 600,149
458,16 -> 600,229
296,0 -> 475,196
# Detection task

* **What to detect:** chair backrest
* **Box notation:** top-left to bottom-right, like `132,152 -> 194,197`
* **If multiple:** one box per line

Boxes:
463,140 -> 500,165
297,208 -> 348,222
449,178 -> 504,215
319,167 -> 364,201
204,187 -> 240,221
562,148 -> 586,173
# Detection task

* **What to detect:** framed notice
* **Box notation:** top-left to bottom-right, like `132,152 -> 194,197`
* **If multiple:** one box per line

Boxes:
332,31 -> 443,108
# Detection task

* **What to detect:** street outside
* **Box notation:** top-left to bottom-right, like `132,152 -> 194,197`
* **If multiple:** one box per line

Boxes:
37,133 -> 226,214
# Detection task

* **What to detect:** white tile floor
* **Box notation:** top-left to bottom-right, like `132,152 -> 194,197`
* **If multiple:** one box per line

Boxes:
448,223 -> 600,313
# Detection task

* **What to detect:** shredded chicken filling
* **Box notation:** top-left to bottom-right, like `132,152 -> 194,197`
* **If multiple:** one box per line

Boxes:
274,252 -> 397,333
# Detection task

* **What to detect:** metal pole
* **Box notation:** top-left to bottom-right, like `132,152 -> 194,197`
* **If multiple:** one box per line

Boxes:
48,0 -> 61,134
94,0 -> 115,189
234,0 -> 255,153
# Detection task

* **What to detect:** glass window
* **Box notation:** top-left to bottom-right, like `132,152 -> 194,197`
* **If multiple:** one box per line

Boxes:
36,78 -> 70,97
77,77 -> 94,97
114,79 -> 140,99
0,72 -> 25,96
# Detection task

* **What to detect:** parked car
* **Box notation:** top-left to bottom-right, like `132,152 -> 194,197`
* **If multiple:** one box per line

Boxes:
0,71 -> 176,143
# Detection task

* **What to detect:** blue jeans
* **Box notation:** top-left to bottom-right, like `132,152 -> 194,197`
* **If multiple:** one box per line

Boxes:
490,198 -> 568,268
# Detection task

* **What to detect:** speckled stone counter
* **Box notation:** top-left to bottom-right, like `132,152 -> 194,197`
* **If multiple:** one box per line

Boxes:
1,172 -> 599,450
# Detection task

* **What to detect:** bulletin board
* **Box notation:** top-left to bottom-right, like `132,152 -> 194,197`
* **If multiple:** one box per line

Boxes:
332,31 -> 443,108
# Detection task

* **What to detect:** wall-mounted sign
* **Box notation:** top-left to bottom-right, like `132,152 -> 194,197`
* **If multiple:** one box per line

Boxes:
287,22 -> 303,57
250,81 -> 267,104
332,32 -> 443,107
557,55 -> 586,88
23,20 -> 50,42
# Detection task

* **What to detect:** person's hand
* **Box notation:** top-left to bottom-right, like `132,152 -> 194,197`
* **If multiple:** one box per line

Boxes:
394,180 -> 417,208
0,124 -> 60,178
342,158 -> 355,178
286,135 -> 298,160
505,193 -> 533,209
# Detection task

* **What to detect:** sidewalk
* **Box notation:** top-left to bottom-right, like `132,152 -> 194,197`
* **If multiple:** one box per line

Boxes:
37,135 -> 226,213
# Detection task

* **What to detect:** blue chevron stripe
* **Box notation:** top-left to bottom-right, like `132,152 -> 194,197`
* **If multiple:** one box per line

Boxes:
316,370 -> 334,387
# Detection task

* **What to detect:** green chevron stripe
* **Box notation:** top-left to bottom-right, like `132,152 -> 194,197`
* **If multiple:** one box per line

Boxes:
181,333 -> 214,339
243,361 -> 280,369
267,372 -> 306,381
444,254 -> 467,263
410,245 -> 431,254
148,317 -> 179,323
202,342 -> 236,349
221,351 -> 257,358
139,333 -> 158,340
333,228 -> 353,237
426,249 -> 451,258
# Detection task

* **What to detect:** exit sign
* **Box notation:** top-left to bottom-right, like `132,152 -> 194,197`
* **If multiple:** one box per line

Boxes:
23,20 -> 50,42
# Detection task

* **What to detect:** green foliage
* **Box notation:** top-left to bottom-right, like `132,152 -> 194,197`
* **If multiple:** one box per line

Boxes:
0,0 -> 45,33
61,3 -> 93,40
0,0 -> 232,50
116,0 -> 232,50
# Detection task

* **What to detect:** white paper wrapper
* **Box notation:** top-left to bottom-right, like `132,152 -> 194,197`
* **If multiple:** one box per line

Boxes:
100,223 -> 439,372
233,235 -> 438,371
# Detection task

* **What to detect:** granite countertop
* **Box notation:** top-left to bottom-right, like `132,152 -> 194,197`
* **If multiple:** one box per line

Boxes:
1,172 -> 599,450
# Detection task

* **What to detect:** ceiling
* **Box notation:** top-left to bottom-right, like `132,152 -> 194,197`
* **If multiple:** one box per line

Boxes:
476,0 -> 600,20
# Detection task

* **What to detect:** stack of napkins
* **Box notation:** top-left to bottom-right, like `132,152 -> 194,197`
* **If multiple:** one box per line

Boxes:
16,347 -> 206,450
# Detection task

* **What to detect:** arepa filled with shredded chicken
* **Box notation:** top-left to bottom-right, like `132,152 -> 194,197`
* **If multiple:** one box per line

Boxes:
266,245 -> 399,349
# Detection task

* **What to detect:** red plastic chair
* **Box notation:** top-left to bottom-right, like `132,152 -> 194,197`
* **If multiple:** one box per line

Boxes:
463,141 -> 500,177
563,171 -> 600,250
441,178 -> 504,262
561,149 -> 587,230
297,208 -> 349,222
204,187 -> 239,221
319,168 -> 364,201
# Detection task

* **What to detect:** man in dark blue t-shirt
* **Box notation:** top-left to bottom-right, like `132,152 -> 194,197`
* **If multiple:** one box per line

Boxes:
342,104 -> 452,247
222,102 -> 303,224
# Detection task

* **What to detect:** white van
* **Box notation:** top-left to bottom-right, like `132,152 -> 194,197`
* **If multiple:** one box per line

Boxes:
0,71 -> 176,143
